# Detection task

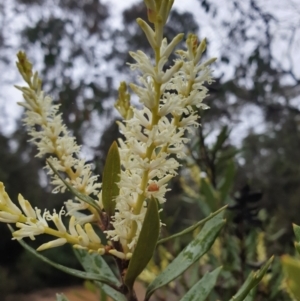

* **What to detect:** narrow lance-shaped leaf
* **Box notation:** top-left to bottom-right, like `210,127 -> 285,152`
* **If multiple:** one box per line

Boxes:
216,148 -> 241,167
74,249 -> 126,301
102,141 -> 121,217
228,256 -> 274,301
74,249 -> 121,286
201,178 -> 218,212
46,159 -> 101,211
211,125 -> 230,158
218,161 -> 235,201
157,205 -> 227,245
145,211 -> 226,300
8,225 -> 119,289
125,197 -> 160,290
179,266 -> 222,301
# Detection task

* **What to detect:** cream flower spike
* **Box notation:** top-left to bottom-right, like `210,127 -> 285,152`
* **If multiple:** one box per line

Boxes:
0,0 -> 215,260
107,7 -> 215,251
15,51 -> 101,201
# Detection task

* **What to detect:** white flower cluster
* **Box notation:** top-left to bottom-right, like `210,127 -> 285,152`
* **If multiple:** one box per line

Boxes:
106,32 -> 215,250
0,52 -> 105,253
0,182 -> 105,253
0,2 -> 215,258
16,71 -> 101,198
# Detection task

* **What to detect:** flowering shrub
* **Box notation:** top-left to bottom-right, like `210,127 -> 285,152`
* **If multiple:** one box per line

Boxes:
0,1 -> 273,300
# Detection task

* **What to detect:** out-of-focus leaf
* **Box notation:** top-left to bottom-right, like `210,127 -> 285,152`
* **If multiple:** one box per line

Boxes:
267,228 -> 286,242
269,258 -> 284,299
179,266 -> 222,301
56,294 -> 70,301
84,280 -> 97,293
46,159 -> 101,211
186,263 -> 200,288
295,242 -> 300,255
244,288 -> 256,301
216,149 -> 241,167
218,161 -> 235,202
201,178 -> 218,211
74,249 -> 126,301
293,224 -> 300,242
194,196 -> 211,216
211,126 -> 229,157
8,226 -> 117,287
223,234 -> 240,272
125,197 -> 160,290
281,255 -> 300,301
102,141 -> 120,217
157,205 -> 227,245
145,211 -> 225,300
228,256 -> 274,301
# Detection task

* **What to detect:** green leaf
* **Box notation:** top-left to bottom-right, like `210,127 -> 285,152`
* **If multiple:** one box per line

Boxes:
8,225 -> 119,288
281,255 -> 300,301
46,159 -> 101,211
125,196 -> 160,290
56,294 -> 70,301
201,178 -> 218,212
212,126 -> 230,157
84,280 -> 98,293
92,283 -> 119,301
179,266 -> 222,301
216,149 -> 241,167
293,224 -> 300,242
145,211 -> 225,300
269,258 -> 284,299
228,256 -> 274,301
194,196 -> 212,216
295,242 -> 300,255
74,249 -> 126,301
218,161 -> 235,202
244,288 -> 256,301
157,205 -> 227,245
102,141 -> 121,217
74,249 -> 121,286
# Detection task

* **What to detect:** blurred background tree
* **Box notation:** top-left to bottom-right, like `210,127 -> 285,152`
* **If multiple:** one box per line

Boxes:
0,0 -> 299,298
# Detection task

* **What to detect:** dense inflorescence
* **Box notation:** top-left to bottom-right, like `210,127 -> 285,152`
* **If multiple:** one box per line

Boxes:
0,0 -> 214,259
